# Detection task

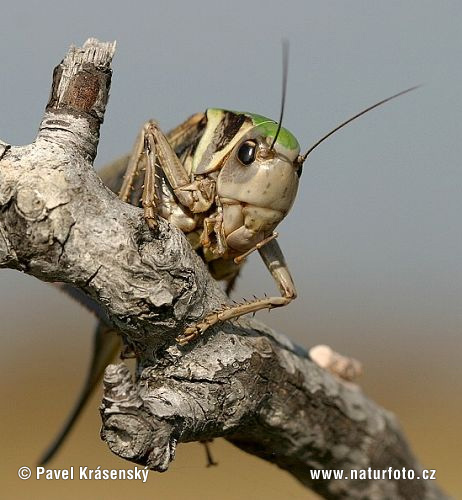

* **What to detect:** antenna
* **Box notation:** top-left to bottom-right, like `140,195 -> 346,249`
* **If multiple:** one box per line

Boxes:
270,39 -> 290,150
300,86 -> 420,163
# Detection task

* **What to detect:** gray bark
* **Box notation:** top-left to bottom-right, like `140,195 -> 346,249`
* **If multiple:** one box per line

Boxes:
0,38 -> 447,499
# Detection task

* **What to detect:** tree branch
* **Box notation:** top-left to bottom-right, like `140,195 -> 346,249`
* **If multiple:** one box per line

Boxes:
0,39 -> 446,499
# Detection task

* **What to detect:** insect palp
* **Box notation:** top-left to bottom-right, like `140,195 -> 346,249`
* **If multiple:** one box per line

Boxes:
270,39 -> 289,150
299,85 -> 421,164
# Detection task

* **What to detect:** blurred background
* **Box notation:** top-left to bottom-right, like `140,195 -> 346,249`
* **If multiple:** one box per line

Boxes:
1,1 -> 461,498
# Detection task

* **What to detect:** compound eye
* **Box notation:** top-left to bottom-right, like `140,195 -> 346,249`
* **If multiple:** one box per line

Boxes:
237,140 -> 257,165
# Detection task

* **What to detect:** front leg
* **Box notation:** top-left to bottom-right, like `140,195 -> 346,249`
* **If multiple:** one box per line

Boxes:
233,231 -> 279,264
118,122 -> 162,228
144,121 -> 215,213
177,238 -> 296,344
119,120 -> 215,230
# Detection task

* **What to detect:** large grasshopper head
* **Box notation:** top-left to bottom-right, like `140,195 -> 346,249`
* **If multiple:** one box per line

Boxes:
191,109 -> 301,252
189,84 -> 416,255
216,111 -> 302,213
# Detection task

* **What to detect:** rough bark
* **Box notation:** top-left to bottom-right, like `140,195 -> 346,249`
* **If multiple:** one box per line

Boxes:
0,39 -> 446,499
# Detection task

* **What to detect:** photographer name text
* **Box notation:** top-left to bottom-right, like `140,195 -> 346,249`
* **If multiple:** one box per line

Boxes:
34,466 -> 149,482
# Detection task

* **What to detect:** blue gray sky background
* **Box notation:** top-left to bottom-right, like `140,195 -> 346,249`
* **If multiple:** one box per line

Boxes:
1,1 -> 461,498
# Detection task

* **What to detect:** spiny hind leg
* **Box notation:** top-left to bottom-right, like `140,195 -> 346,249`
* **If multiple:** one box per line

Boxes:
177,239 -> 296,344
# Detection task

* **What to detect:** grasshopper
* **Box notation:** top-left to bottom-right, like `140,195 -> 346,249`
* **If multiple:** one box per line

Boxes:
39,74 -> 417,464
121,109 -> 303,344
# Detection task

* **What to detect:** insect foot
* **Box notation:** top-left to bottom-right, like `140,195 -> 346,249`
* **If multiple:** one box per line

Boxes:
176,315 -> 221,345
176,302 -> 243,344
